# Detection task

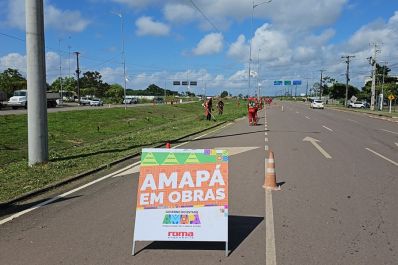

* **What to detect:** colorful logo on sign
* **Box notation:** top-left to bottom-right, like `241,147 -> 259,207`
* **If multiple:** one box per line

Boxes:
163,213 -> 201,225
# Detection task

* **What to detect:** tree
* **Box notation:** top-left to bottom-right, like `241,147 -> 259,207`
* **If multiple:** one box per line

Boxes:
329,83 -> 359,99
362,63 -> 398,99
220,90 -> 229,98
80,71 -> 109,97
106,84 -> 124,102
50,76 -> 76,92
0,68 -> 26,97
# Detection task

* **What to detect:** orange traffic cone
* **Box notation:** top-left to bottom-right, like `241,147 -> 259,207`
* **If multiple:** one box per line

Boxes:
166,142 -> 171,149
263,151 -> 281,190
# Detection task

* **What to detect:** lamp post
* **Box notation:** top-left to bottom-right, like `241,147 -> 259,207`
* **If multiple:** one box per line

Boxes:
113,12 -> 127,110
248,0 -> 272,97
257,48 -> 261,100
58,38 -> 63,106
379,61 -> 388,111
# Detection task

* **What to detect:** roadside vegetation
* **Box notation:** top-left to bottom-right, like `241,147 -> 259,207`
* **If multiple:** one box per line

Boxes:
0,100 -> 246,202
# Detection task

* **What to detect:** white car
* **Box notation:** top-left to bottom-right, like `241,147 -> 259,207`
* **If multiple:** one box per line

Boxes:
311,100 -> 324,109
89,98 -> 103,106
348,101 -> 365,108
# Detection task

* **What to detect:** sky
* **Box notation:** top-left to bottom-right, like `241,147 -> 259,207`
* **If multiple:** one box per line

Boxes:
1,0 -> 398,96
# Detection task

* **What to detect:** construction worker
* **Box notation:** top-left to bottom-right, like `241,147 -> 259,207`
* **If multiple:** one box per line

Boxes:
204,97 -> 213,121
217,99 -> 224,115
247,97 -> 258,126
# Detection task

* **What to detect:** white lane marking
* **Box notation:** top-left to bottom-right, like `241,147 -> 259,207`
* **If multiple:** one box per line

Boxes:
265,138 -> 269,142
265,132 -> 268,136
379,129 -> 398,135
0,122 -> 234,225
322,125 -> 334,132
347,119 -> 359,124
365,148 -> 398,167
395,143 -> 398,147
0,161 -> 140,225
296,111 -> 299,114
303,137 -> 332,159
305,116 -> 310,120
214,147 -> 260,156
265,190 -> 277,265
265,145 -> 269,151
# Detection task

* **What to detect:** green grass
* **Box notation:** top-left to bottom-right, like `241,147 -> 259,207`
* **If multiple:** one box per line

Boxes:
0,100 -> 246,202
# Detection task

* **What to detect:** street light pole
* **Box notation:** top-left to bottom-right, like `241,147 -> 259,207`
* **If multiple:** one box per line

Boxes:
58,38 -> 63,106
257,48 -> 261,100
113,12 -> 127,110
248,0 -> 272,97
26,0 -> 48,166
380,61 -> 388,111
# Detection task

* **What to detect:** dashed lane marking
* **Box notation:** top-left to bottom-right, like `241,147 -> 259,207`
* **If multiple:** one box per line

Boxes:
379,129 -> 398,135
322,125 -> 334,132
365,148 -> 398,167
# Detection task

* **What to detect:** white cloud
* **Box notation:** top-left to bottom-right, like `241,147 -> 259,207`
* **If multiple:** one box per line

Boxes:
192,33 -> 224,55
164,3 -> 198,23
227,35 -> 248,60
228,24 -> 291,64
135,16 -> 170,36
0,53 -> 26,72
6,0 -> 90,32
45,5 -> 90,32
112,0 -> 161,8
0,52 -> 76,83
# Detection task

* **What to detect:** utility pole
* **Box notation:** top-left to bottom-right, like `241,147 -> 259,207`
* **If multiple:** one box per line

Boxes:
74,52 -> 81,105
369,43 -> 380,111
26,0 -> 48,165
319,69 -> 325,100
58,38 -> 63,106
379,61 -> 388,111
305,79 -> 309,97
342,55 -> 355,107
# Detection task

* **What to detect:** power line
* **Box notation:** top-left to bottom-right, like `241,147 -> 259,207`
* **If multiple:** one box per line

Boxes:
188,0 -> 221,32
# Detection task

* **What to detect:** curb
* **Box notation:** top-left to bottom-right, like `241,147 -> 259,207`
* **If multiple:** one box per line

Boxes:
1,120 -> 230,205
328,106 -> 397,119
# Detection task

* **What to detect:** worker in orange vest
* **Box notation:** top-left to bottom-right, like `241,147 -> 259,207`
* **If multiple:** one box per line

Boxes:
247,97 -> 258,126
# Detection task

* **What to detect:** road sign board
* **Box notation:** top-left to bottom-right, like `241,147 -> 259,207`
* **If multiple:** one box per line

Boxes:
190,81 -> 197,86
293,80 -> 302,85
284,80 -> 292,86
181,81 -> 188,86
132,148 -> 229,254
273,81 -> 283,86
388,95 -> 395,100
173,81 -> 181,86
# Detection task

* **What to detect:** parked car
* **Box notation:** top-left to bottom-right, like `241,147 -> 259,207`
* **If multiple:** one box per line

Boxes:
310,100 -> 324,109
348,101 -> 366,108
123,96 -> 138,104
153,97 -> 164,104
89,98 -> 103,106
79,97 -> 91,106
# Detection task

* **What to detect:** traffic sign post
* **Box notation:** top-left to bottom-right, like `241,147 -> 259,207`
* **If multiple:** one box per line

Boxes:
388,95 -> 395,113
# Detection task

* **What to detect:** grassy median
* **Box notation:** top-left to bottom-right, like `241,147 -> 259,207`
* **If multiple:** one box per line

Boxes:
0,100 -> 246,202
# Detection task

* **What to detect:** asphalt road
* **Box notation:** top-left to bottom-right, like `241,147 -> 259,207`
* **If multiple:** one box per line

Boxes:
0,101 -> 397,265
